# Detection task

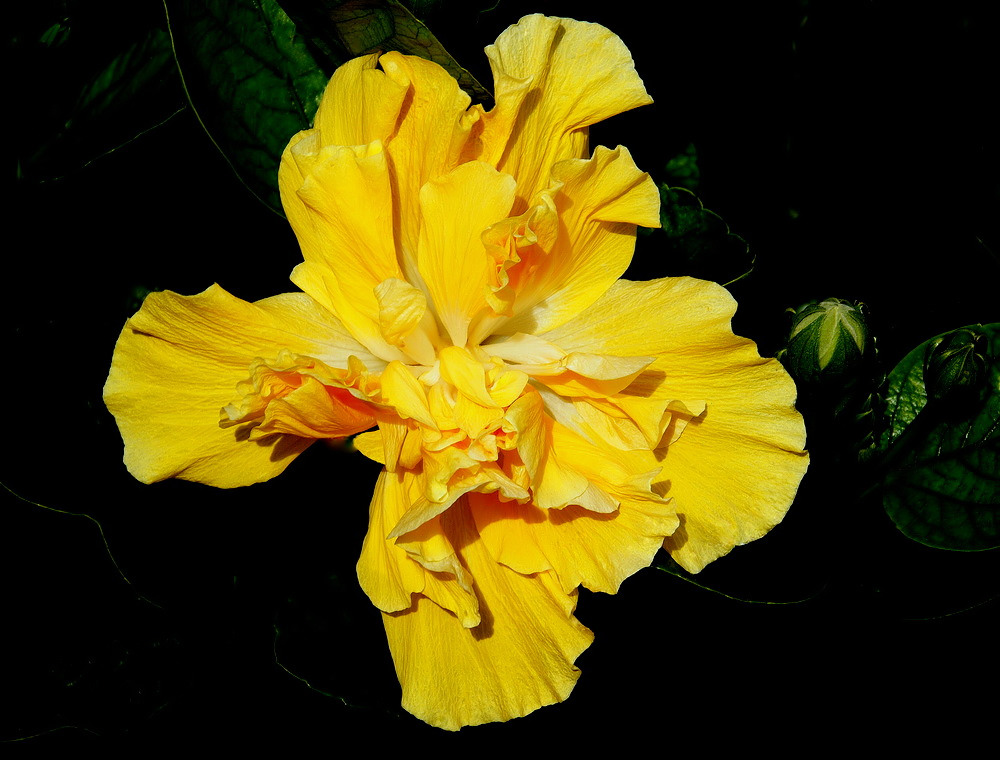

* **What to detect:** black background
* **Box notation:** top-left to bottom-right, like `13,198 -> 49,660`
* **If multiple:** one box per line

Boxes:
5,0 -> 998,750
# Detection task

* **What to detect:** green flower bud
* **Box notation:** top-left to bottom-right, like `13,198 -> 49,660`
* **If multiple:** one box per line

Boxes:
783,298 -> 869,385
924,327 -> 988,406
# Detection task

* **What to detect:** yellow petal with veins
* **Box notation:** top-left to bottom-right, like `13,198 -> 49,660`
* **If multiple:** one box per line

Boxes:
437,345 -> 496,407
282,139 -> 401,356
375,277 -> 428,350
472,470 -> 677,595
472,15 -> 653,209
311,53 -> 407,148
357,468 -> 426,613
498,146 -> 660,336
104,286 -> 372,487
416,162 -> 516,346
378,51 -> 482,278
382,500 -> 593,731
506,392 -> 602,511
540,276 -> 808,571
379,361 -> 436,429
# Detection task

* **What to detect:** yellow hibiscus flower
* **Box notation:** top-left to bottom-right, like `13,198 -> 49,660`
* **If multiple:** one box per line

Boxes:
104,15 -> 808,730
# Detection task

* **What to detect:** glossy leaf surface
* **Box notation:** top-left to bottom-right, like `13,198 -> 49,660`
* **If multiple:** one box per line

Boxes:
874,324 -> 1000,550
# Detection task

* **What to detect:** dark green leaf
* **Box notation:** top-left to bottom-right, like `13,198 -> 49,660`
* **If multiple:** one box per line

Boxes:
655,186 -> 754,286
169,0 -> 332,213
280,0 -> 490,102
872,324 -> 1000,550
70,29 -> 176,131
20,24 -> 182,182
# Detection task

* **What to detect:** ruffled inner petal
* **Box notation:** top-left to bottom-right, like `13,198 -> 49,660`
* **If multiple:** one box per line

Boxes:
472,464 -> 678,595
496,145 -> 660,336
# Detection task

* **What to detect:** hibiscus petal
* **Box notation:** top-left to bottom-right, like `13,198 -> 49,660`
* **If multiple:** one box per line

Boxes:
276,53 -> 404,251
540,276 -> 809,572
378,51 -> 482,279
356,468 -> 426,613
278,54 -> 406,341
358,469 -> 480,627
540,276 -> 739,356
281,138 -> 406,359
103,286 -> 374,487
310,53 -> 408,148
497,145 -> 659,337
506,392 -> 592,510
381,500 -> 593,730
656,359 -> 808,572
474,15 -> 653,209
416,161 -> 516,346
472,475 -> 678,595
248,375 -> 375,439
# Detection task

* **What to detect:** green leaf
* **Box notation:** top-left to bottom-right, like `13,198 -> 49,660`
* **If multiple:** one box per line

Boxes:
872,324 -> 1000,551
281,0 -> 491,102
656,186 -> 754,286
20,23 -> 183,182
169,0 -> 333,213
70,29 -> 176,132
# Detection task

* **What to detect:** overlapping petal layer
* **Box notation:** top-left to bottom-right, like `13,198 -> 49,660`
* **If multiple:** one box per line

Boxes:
382,498 -> 594,731
105,286 -> 378,487
105,13 -> 807,732
541,277 -> 809,572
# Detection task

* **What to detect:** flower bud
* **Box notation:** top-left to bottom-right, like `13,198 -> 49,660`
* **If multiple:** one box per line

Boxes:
924,327 -> 988,406
783,298 -> 869,385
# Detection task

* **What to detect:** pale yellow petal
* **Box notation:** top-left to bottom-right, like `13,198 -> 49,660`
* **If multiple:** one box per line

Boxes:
473,15 -> 653,208
472,470 -> 678,595
280,138 -> 405,357
358,469 -> 480,627
356,468 -> 425,613
103,286 -> 368,487
481,332 -> 566,364
382,501 -> 593,731
416,161 -> 516,346
311,53 -> 408,148
378,51 -> 481,277
496,145 -> 659,337
506,392 -> 591,510
540,276 -> 808,572
289,260 -> 406,363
